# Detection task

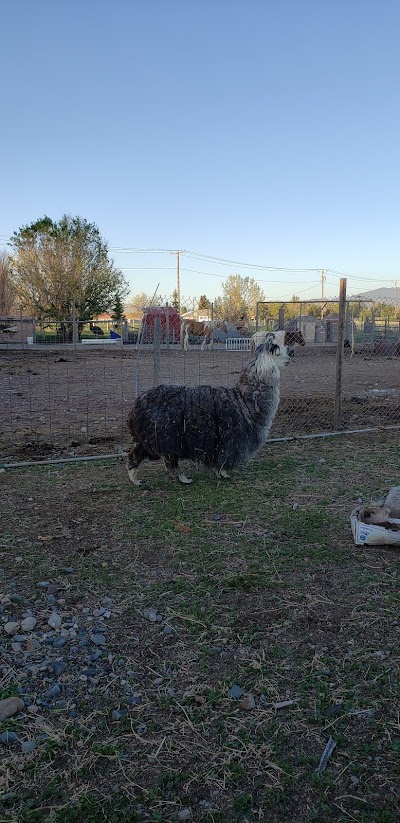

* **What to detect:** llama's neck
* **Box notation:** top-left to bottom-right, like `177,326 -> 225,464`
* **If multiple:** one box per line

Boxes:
255,355 -> 281,386
236,355 -> 281,440
237,354 -> 281,393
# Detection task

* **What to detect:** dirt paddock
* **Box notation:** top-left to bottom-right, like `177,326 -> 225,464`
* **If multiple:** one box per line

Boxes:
1,345 -> 399,462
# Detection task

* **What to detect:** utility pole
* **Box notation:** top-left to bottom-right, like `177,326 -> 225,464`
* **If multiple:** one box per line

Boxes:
320,270 -> 327,319
170,250 -> 185,312
321,269 -> 326,301
393,280 -> 397,309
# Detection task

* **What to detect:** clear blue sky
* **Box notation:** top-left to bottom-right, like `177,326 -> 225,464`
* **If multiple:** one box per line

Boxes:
1,0 -> 399,304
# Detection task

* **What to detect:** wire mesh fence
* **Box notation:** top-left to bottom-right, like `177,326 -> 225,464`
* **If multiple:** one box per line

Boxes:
1,299 -> 400,465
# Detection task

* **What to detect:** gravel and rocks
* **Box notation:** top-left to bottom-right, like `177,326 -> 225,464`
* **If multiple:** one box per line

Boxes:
0,582 -> 175,733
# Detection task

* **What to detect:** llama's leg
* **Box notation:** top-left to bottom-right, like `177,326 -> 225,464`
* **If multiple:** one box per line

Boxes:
127,443 -> 145,486
164,455 -> 193,484
178,471 -> 193,484
201,336 -> 207,351
216,467 -> 230,479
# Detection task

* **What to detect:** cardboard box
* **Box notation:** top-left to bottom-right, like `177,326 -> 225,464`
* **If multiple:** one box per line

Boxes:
351,489 -> 400,546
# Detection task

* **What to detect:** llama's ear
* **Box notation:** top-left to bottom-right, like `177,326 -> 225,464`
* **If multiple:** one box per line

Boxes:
263,333 -> 275,352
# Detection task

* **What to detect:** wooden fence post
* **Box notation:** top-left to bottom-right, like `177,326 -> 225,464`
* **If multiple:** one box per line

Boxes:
334,278 -> 347,430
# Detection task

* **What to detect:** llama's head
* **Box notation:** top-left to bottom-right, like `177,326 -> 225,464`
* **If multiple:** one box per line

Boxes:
253,333 -> 291,377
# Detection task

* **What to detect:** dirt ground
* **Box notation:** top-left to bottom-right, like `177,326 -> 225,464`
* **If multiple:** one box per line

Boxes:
0,345 -> 399,462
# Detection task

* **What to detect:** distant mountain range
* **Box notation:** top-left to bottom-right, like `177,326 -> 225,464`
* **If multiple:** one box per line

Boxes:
346,286 -> 398,304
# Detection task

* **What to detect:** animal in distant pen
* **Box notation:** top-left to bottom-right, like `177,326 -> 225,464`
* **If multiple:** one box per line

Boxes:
250,328 -> 305,356
126,334 -> 290,486
182,319 -> 233,351
373,340 -> 400,357
89,323 -> 104,336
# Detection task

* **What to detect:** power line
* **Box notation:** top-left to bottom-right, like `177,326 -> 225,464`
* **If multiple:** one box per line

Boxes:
110,247 -> 396,283
181,266 -> 321,285
2,234 -> 395,287
183,250 -> 322,272
326,268 -> 393,283
278,282 -> 328,300
110,247 -> 172,254
110,246 -> 322,272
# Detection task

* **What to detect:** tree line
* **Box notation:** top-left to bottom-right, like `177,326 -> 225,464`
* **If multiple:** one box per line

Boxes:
1,214 -> 399,325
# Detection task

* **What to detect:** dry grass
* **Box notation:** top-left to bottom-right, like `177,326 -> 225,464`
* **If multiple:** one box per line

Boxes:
0,432 -> 399,822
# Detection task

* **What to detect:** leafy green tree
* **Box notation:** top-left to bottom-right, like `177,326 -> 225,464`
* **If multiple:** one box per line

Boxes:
10,215 -> 127,331
376,301 -> 396,320
285,298 -> 302,320
198,294 -> 210,310
220,275 -> 266,322
128,292 -> 154,311
170,289 -> 180,312
112,293 -> 126,321
212,296 -> 223,318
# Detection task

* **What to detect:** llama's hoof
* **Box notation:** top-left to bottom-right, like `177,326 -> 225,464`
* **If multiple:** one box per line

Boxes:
178,473 -> 193,484
128,468 -> 142,486
217,469 -> 230,479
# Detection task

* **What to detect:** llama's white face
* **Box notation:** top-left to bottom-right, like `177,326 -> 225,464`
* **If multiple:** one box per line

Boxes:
254,334 -> 291,375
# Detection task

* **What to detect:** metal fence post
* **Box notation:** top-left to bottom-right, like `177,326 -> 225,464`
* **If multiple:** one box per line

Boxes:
153,316 -> 161,386
72,302 -> 78,350
334,278 -> 347,430
165,302 -> 169,350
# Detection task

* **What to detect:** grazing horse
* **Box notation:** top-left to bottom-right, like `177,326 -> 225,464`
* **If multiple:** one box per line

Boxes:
182,320 -> 231,351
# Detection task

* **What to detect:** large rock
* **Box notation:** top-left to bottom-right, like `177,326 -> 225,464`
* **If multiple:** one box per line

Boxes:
21,617 -> 37,632
0,697 -> 24,723
3,622 -> 20,636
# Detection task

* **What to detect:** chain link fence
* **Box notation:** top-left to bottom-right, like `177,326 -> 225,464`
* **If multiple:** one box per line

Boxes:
1,298 -> 400,465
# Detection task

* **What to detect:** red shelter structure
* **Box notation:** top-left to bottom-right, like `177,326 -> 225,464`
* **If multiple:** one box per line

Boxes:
139,306 -> 181,344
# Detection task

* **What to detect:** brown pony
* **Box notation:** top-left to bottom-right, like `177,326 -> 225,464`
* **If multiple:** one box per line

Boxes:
182,320 -> 230,350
